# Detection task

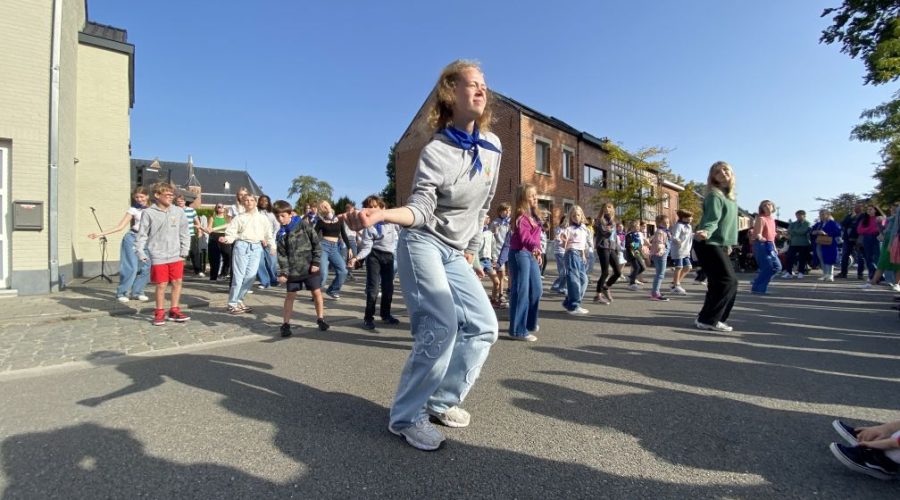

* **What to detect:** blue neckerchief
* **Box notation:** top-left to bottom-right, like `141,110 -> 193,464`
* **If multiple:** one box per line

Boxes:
278,216 -> 301,240
501,216 -> 510,225
132,202 -> 147,210
374,222 -> 384,238
441,126 -> 501,173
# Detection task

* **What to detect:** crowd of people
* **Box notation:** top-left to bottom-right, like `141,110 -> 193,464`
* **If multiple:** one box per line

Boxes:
87,60 -> 900,472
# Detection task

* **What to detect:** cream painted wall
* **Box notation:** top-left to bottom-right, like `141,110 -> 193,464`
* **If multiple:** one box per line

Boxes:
75,44 -> 132,266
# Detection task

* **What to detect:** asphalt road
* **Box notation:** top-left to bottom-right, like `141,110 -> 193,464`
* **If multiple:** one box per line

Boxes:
0,275 -> 898,498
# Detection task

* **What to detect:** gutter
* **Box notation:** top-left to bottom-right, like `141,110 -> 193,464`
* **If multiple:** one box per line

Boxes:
48,0 -> 62,291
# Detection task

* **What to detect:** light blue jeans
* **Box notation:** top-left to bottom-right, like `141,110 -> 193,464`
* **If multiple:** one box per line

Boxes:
389,230 -> 498,430
508,248 -> 543,335
551,252 -> 567,291
229,240 -> 262,306
651,253 -> 668,295
256,246 -> 279,287
563,250 -> 587,310
752,241 -> 781,293
116,231 -> 150,298
319,240 -> 347,295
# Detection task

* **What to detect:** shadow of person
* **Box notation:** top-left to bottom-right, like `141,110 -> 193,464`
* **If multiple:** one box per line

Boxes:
532,344 -> 900,409
502,375 -> 898,495
62,352 -> 772,497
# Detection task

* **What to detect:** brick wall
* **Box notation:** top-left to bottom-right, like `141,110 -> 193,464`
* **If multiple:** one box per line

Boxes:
519,115 -> 579,223
578,141 -> 612,218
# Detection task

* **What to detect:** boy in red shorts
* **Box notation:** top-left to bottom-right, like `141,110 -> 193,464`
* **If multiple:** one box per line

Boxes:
136,182 -> 192,326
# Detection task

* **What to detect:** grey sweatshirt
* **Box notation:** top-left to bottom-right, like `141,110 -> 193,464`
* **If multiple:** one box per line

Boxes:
355,223 -> 400,260
135,204 -> 190,265
406,132 -> 502,253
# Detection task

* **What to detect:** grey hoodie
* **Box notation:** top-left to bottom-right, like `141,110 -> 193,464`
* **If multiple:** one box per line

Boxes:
406,132 -> 502,253
135,204 -> 190,265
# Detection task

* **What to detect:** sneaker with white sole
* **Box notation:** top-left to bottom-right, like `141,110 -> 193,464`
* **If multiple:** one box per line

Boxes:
428,406 -> 471,428
567,307 -> 589,315
695,319 -> 733,332
509,333 -> 538,342
891,283 -> 900,292
116,296 -> 130,303
860,282 -> 873,289
781,272 -> 792,279
829,442 -> 898,480
133,294 -> 149,302
389,419 -> 445,451
832,419 -> 860,446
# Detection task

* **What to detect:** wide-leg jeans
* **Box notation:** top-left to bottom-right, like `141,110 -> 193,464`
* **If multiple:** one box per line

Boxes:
229,241 -> 262,306
389,230 -> 498,431
117,231 -> 150,298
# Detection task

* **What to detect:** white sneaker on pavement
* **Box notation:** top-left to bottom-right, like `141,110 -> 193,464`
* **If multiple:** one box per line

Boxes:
428,406 -> 471,428
567,307 -> 589,316
116,296 -> 129,303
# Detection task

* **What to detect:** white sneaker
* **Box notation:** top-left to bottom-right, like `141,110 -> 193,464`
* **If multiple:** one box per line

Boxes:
860,282 -> 873,289
694,319 -> 733,332
246,289 -> 254,294
133,295 -> 149,302
389,419 -> 445,451
672,286 -> 687,295
781,272 -> 791,279
826,275 -> 834,282
116,296 -> 130,303
428,406 -> 471,428
567,307 -> 589,316
891,284 -> 900,292
197,272 -> 206,278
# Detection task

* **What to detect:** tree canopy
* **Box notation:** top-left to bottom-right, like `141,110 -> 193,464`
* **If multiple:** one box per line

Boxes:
591,144 -> 669,223
286,175 -> 333,210
380,143 -> 397,207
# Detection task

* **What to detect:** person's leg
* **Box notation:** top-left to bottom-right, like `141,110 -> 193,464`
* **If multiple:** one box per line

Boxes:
189,235 -> 202,274
840,240 -> 852,276
596,248 -> 610,295
379,250 -> 395,319
228,241 -> 250,305
507,250 -> 531,335
552,253 -> 566,291
155,282 -> 167,311
864,236 -> 880,279
627,257 -> 638,284
326,243 -> 348,294
256,251 -> 271,287
751,241 -> 768,292
426,248 -> 499,414
607,250 -> 622,288
855,244 -> 866,279
785,246 -> 797,276
282,291 -> 297,324
171,279 -> 183,309
651,256 -> 666,295
390,231 -> 489,429
318,242 -> 331,292
525,254 -> 543,331
696,241 -> 735,325
575,253 -> 588,306
364,254 -> 380,322
798,245 -> 810,275
564,251 -> 578,310
312,288 -> 325,319
237,244 -> 261,302
116,233 -> 138,298
133,250 -> 152,297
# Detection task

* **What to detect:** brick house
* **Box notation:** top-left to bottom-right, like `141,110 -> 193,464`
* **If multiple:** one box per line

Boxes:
0,0 -> 134,294
394,90 -> 682,230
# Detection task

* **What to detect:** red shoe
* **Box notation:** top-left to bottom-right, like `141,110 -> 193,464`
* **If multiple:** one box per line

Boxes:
168,307 -> 190,323
152,309 -> 166,326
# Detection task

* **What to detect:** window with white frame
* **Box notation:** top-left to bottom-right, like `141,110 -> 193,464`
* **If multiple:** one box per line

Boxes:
535,139 -> 550,174
562,149 -> 574,180
583,165 -> 606,188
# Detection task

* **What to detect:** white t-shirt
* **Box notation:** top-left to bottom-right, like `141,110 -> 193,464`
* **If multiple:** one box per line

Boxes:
562,224 -> 590,251
128,206 -> 144,232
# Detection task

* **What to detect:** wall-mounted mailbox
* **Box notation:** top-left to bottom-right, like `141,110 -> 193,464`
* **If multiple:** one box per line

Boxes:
13,200 -> 43,231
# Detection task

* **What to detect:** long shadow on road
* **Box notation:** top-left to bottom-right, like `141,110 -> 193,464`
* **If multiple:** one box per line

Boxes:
2,353 -> 769,499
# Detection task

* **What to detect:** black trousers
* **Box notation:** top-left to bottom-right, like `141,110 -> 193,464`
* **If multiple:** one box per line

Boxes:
209,233 -> 231,280
784,245 -> 810,274
627,256 -> 645,284
694,240 -> 738,325
188,235 -> 203,274
365,249 -> 394,321
596,247 -> 622,292
839,239 -> 865,277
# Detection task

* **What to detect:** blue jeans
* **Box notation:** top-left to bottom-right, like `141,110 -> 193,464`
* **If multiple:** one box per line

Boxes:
563,250 -> 587,310
256,246 -> 279,287
861,235 -> 880,280
389,230 -> 498,430
319,240 -> 347,294
651,253 -> 668,294
752,241 -> 782,293
229,241 -> 262,306
508,248 -> 543,335
116,231 -> 150,298
551,252 -> 567,291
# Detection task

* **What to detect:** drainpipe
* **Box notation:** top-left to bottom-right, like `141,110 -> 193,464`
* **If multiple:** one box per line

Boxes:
48,0 -> 62,291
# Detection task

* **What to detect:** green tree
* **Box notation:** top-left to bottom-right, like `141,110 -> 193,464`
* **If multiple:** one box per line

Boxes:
333,195 -> 355,214
380,142 -> 397,207
286,175 -> 333,210
815,192 -> 869,221
591,144 -> 668,223
678,180 -> 705,221
821,1 -> 900,203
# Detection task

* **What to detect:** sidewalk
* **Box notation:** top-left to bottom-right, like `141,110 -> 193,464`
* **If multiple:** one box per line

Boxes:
0,273 -> 384,373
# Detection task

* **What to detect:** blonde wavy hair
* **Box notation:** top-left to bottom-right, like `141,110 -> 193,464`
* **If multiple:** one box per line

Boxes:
706,161 -> 736,201
426,60 -> 493,133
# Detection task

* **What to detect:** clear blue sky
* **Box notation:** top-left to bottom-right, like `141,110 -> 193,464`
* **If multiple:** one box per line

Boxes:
90,0 -> 892,219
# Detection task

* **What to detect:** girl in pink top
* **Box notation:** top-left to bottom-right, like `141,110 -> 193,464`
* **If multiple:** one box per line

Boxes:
751,200 -> 782,294
507,183 -> 543,341
857,205 -> 885,280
